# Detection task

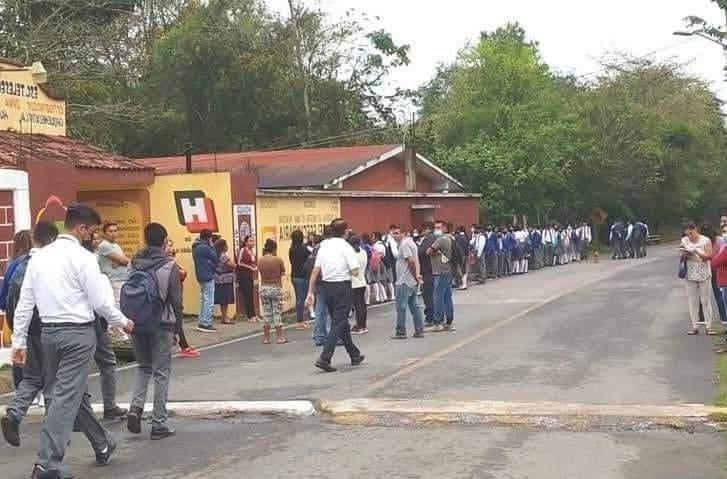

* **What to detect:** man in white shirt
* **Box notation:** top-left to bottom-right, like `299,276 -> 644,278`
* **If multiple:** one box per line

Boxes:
577,222 -> 593,261
306,219 -> 365,372
10,205 -> 134,478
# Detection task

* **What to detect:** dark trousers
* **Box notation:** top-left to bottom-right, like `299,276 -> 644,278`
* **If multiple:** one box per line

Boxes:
319,281 -> 361,364
422,273 -> 434,324
238,275 -> 256,318
352,287 -> 368,329
177,322 -> 190,350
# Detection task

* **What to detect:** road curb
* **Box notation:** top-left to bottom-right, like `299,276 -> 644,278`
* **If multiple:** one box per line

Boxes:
319,399 -> 727,429
23,400 -> 317,421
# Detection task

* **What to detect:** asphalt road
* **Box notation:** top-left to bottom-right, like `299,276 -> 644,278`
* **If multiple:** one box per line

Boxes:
2,246 -> 725,478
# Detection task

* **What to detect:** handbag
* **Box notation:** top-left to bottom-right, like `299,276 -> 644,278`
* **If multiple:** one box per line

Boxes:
678,258 -> 687,279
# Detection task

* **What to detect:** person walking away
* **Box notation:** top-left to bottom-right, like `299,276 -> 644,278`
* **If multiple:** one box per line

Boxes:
2,222 -> 57,447
578,222 -> 592,261
455,226 -> 470,290
306,219 -> 364,372
289,230 -> 311,330
418,223 -> 436,327
258,239 -> 288,345
0,229 -> 32,389
236,235 -> 259,323
680,221 -> 717,335
165,239 -> 200,358
559,227 -> 571,265
97,223 -> 130,305
192,229 -> 219,332
610,220 -> 626,260
485,227 -> 498,279
392,228 -> 425,339
369,233 -> 388,302
10,205 -> 134,477
633,220 -> 648,258
213,239 -> 236,325
124,222 -> 182,440
349,234 -> 369,334
374,232 -> 395,301
426,221 -> 456,332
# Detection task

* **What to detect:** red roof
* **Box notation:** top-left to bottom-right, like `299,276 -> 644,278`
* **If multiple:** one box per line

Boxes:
0,131 -> 151,170
140,144 -> 401,188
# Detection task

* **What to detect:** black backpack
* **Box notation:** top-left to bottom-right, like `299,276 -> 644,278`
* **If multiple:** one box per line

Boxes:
383,239 -> 396,268
447,235 -> 465,268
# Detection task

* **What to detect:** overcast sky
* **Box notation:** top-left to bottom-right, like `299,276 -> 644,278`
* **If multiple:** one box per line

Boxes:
268,0 -> 727,105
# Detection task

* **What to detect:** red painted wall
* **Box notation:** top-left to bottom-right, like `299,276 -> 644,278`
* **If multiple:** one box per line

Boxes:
25,159 -> 77,224
341,197 -> 479,234
342,157 -> 434,192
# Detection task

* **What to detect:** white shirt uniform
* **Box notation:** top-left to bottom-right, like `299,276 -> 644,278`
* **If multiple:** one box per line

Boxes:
12,234 -> 129,349
314,237 -> 360,282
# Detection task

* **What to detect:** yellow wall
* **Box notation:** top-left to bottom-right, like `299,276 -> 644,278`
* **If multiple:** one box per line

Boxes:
256,196 -> 340,311
78,190 -> 150,258
148,172 -> 234,315
0,61 -> 66,136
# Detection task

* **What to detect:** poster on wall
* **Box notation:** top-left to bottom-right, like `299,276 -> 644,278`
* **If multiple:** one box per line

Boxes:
233,204 -> 256,254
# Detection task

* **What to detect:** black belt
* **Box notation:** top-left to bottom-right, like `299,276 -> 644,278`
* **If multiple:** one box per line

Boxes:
42,322 -> 94,328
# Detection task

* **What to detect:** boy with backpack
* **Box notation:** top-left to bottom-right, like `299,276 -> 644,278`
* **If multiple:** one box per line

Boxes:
122,223 -> 184,440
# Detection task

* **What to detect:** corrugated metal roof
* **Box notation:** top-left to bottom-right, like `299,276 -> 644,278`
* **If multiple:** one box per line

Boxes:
0,131 -> 151,170
140,144 -> 401,188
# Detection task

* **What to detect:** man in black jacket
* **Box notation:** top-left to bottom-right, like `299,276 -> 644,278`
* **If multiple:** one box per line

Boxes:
126,223 -> 184,440
418,222 -> 436,327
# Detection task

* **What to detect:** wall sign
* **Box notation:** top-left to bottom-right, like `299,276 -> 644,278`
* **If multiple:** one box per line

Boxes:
174,190 -> 218,233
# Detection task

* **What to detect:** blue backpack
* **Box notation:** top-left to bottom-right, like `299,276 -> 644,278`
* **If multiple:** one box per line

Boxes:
120,268 -> 163,335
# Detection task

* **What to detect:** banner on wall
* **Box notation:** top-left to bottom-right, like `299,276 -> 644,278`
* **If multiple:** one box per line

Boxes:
232,204 -> 256,254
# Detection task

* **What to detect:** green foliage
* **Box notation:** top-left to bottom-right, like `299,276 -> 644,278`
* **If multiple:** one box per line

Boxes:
417,23 -> 727,228
0,0 -> 409,155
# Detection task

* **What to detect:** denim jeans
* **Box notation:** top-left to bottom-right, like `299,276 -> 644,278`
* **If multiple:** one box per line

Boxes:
395,283 -> 424,335
313,288 -> 328,345
292,277 -> 309,323
198,280 -> 215,326
433,272 -> 454,325
131,328 -> 173,427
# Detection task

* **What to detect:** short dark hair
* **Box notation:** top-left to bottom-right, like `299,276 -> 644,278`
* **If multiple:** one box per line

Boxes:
683,221 -> 697,232
330,218 -> 348,238
102,222 -> 117,233
65,204 -> 101,230
263,238 -> 277,255
323,226 -> 332,238
422,221 -> 434,231
200,229 -> 213,241
144,222 -> 168,248
389,224 -> 398,230
33,221 -> 58,247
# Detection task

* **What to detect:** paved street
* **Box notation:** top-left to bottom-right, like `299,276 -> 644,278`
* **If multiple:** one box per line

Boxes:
2,246 -> 725,478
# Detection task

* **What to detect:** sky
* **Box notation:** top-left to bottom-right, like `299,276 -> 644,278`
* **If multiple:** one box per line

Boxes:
267,0 -> 727,111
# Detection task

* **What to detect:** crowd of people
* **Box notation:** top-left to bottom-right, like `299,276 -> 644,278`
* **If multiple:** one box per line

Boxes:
0,205 -> 656,477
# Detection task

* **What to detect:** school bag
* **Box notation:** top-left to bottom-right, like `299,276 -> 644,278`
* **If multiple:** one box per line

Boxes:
446,235 -> 465,268
383,238 -> 396,268
120,267 -> 164,336
370,249 -> 383,271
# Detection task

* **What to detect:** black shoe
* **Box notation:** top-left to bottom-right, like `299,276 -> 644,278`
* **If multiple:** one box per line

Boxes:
95,439 -> 116,466
151,424 -> 176,440
413,331 -> 424,338
126,407 -> 143,434
196,324 -> 219,333
1,413 -> 20,447
315,360 -> 337,373
391,333 -> 407,339
103,406 -> 128,420
31,465 -> 68,479
351,355 -> 365,366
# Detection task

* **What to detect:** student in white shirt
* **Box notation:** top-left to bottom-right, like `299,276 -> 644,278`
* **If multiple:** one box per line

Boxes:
306,219 -> 365,372
10,205 -> 134,478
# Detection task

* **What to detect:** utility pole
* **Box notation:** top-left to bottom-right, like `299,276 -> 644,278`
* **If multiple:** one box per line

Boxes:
288,0 -> 312,139
404,113 -> 417,192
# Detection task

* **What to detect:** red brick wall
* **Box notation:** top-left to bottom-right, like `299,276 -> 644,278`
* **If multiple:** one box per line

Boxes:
341,157 -> 434,192
341,196 -> 479,234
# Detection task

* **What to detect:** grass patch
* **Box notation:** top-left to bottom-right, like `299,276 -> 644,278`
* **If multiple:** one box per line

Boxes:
716,354 -> 727,407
